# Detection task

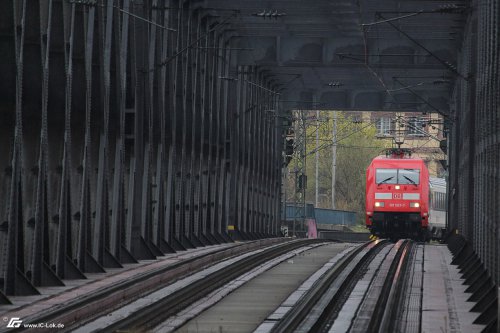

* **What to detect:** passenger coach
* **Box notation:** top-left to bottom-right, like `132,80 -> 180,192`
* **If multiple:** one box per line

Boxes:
429,177 -> 447,239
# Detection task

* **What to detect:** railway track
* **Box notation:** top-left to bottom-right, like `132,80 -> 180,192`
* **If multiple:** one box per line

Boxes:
266,240 -> 387,333
38,238 -> 422,333
8,238 -> 484,333
351,240 -> 415,333
256,239 -> 418,333
68,239 -> 331,332
5,238 -> 286,332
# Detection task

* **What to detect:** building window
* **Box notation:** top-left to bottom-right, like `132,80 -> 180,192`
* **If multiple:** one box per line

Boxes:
406,117 -> 425,136
376,117 -> 392,136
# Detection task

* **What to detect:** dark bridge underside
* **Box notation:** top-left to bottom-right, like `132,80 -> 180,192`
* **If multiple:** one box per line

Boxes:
211,0 -> 462,113
0,0 -> 498,302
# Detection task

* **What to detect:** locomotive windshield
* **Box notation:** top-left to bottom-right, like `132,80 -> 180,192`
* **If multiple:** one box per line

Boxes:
399,169 -> 420,185
376,169 -> 397,184
376,168 -> 420,185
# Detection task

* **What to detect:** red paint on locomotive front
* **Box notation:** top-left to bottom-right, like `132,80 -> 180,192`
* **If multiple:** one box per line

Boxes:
365,154 -> 430,239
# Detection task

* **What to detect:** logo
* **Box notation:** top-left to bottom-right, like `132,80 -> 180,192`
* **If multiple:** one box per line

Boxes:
6,317 -> 22,328
393,193 -> 402,199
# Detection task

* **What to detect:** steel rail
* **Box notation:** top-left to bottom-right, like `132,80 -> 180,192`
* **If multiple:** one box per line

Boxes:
393,243 -> 420,333
96,239 -> 331,332
368,240 -> 414,333
271,239 -> 387,333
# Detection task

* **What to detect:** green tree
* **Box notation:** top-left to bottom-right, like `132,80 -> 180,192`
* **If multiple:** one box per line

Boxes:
285,111 -> 389,224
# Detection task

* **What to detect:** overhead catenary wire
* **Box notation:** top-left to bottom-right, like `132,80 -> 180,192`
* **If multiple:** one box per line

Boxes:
154,11 -> 239,70
395,115 -> 441,142
305,121 -> 379,157
356,3 -> 455,122
113,5 -> 177,31
376,13 -> 469,81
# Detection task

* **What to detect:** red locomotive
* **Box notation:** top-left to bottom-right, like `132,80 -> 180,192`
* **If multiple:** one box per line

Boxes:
365,149 -> 430,241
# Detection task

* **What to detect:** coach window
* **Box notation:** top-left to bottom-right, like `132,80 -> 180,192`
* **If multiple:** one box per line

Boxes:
376,169 -> 398,184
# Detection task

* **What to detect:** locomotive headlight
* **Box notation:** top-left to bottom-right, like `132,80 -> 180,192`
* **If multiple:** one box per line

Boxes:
395,185 -> 400,190
410,202 -> 420,208
374,202 -> 384,207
